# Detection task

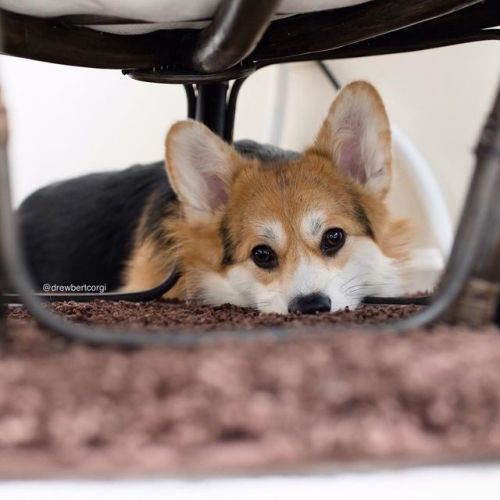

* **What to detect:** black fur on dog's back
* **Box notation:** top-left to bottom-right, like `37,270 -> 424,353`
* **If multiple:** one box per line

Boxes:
18,162 -> 171,290
18,140 -> 299,291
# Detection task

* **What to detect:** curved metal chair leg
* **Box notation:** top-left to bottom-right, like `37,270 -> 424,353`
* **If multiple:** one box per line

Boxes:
0,256 -> 6,341
0,90 -> 7,342
195,83 -> 229,136
391,80 -> 500,331
435,82 -> 500,326
443,82 -> 500,326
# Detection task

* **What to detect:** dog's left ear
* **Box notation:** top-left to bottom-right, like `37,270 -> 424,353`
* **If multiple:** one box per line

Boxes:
166,120 -> 240,222
313,81 -> 392,198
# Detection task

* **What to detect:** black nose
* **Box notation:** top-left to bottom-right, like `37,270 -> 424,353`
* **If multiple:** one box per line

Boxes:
288,293 -> 331,314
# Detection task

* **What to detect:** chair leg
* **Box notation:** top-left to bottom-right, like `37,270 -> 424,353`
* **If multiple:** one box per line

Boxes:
445,236 -> 500,326
192,79 -> 246,142
439,83 -> 500,326
394,81 -> 500,331
0,90 -> 7,342
0,249 -> 7,342
195,83 -> 229,137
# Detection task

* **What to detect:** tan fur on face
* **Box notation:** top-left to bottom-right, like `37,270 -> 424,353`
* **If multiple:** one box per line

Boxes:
232,155 -> 404,277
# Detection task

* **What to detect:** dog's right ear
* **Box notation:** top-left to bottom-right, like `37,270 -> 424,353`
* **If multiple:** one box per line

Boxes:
313,81 -> 392,198
166,120 -> 239,222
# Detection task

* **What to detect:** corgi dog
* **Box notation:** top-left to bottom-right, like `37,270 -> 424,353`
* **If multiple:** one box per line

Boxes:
19,81 -> 410,314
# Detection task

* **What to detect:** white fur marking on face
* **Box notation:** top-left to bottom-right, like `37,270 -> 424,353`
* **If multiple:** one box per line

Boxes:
198,266 -> 254,308
255,220 -> 287,250
286,237 -> 404,312
301,211 -> 325,241
197,264 -> 288,313
326,238 -> 403,311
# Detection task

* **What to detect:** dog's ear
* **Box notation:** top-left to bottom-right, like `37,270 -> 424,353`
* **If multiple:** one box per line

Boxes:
166,120 -> 239,221
313,81 -> 392,198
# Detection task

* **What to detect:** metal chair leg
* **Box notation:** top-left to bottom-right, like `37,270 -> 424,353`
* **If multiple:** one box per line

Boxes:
192,79 -> 246,141
0,253 -> 6,341
446,220 -> 500,326
393,80 -> 500,331
0,90 -> 7,342
195,82 -> 229,136
442,84 -> 500,326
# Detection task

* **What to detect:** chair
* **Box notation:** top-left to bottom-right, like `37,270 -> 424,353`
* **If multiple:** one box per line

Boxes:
0,0 -> 499,346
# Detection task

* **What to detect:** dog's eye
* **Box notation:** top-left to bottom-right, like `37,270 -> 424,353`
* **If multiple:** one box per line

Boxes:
320,228 -> 346,256
251,245 -> 278,269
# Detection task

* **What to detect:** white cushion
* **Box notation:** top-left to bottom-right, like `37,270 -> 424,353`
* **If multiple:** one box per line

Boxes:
0,0 -> 373,34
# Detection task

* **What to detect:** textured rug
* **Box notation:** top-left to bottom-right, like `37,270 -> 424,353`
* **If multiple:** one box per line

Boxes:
1,301 -> 499,477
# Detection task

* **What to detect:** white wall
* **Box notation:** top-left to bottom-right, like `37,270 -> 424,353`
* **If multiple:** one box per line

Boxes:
1,57 -> 280,206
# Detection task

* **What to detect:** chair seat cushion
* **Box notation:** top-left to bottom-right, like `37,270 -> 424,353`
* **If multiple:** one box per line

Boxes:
0,0 -> 373,34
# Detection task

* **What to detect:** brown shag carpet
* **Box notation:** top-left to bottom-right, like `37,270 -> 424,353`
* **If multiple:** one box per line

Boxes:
1,300 -> 500,478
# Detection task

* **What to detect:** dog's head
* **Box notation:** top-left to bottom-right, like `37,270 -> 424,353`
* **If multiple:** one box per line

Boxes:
165,81 -> 410,313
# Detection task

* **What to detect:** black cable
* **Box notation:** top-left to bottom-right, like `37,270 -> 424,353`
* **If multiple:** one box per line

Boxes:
362,295 -> 431,306
316,61 -> 341,91
224,77 -> 247,142
3,268 -> 180,304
